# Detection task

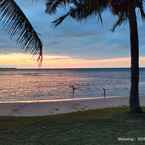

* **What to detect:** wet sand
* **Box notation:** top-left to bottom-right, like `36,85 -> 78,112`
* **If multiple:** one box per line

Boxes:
0,96 -> 144,116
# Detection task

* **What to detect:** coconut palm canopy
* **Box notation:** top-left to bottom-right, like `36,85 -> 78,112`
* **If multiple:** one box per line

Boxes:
45,0 -> 145,29
0,0 -> 43,63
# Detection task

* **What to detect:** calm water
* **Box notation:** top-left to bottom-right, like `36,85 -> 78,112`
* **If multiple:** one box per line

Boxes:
0,68 -> 145,102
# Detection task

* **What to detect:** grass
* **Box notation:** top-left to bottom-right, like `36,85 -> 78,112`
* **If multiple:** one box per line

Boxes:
0,107 -> 145,145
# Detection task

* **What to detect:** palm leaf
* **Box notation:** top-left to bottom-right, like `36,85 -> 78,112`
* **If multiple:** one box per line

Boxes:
0,0 -> 43,63
112,13 -> 127,31
48,0 -> 108,26
46,0 -> 145,32
45,0 -> 71,14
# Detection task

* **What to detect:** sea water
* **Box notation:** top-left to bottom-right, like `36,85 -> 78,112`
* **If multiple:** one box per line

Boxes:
0,68 -> 145,102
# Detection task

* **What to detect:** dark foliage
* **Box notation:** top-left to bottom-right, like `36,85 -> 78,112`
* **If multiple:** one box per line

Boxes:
45,0 -> 145,30
0,0 -> 43,63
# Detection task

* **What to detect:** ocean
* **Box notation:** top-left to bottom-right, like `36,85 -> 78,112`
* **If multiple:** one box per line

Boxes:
0,68 -> 145,102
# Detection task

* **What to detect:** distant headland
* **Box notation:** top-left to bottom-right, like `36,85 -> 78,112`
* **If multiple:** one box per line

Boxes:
0,68 -> 17,71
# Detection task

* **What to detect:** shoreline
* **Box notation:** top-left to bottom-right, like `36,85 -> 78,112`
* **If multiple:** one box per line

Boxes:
0,96 -> 144,117
0,96 -> 126,104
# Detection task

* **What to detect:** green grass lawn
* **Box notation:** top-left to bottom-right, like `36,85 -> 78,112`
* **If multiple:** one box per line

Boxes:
0,107 -> 145,145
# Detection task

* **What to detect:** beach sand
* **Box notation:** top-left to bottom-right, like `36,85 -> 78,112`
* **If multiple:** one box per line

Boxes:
0,96 -> 143,116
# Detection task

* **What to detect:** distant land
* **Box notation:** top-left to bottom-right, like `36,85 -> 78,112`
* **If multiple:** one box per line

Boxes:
0,67 -> 145,71
0,68 -> 17,71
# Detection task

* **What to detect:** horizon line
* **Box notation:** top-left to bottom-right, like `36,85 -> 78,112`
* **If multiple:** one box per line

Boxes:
1,67 -> 145,70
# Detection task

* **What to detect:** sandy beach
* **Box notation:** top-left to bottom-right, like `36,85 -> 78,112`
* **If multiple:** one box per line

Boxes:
0,96 -> 145,116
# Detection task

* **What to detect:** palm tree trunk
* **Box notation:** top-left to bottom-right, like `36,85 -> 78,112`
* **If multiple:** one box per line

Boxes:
128,8 -> 142,113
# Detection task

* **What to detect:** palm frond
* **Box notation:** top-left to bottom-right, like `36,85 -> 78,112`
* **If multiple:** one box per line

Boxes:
50,0 -> 108,26
70,0 -> 107,20
138,0 -> 145,19
0,0 -> 43,63
45,0 -> 71,14
112,13 -> 127,31
46,0 -> 145,32
53,13 -> 70,26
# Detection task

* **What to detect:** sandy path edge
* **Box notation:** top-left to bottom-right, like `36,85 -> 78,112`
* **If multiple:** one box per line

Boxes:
0,96 -> 144,116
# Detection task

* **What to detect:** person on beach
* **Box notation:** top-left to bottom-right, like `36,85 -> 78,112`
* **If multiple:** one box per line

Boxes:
69,85 -> 77,97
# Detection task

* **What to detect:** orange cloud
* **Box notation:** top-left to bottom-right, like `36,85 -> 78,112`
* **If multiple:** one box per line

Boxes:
0,53 -> 145,68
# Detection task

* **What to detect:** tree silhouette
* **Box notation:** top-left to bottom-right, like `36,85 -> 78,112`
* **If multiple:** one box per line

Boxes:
0,0 -> 43,63
46,0 -> 145,113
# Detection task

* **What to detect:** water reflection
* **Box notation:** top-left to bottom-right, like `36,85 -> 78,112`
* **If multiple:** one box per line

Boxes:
0,69 -> 144,102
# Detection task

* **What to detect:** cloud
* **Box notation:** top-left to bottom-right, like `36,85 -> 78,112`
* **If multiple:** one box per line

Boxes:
0,0 -> 145,66
1,53 -> 145,68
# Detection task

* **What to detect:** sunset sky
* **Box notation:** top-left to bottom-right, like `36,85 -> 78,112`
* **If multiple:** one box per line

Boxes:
0,0 -> 145,68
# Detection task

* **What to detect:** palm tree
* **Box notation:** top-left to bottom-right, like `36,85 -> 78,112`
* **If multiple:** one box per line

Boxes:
46,0 -> 145,113
0,0 -> 43,63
